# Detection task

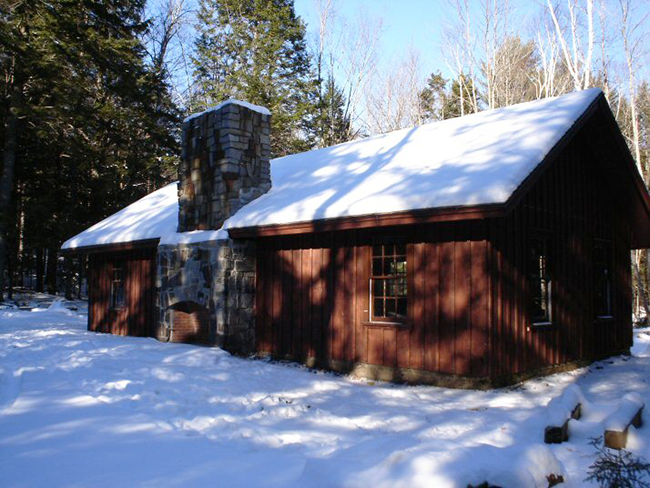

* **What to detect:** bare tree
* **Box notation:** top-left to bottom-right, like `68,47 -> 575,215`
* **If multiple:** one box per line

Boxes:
337,9 -> 384,136
365,47 -> 425,134
442,0 -> 482,114
534,21 -> 565,98
444,0 -> 540,111
479,0 -> 513,109
545,0 -> 595,91
144,0 -> 193,107
618,0 -> 647,170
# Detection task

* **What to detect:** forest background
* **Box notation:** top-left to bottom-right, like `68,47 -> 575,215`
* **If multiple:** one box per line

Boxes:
1,0 -> 649,322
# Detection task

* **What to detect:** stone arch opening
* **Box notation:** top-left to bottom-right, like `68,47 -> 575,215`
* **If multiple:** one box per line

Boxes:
167,301 -> 210,344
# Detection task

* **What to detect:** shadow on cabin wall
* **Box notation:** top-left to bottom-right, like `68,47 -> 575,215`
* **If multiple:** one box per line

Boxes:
254,202 -> 632,388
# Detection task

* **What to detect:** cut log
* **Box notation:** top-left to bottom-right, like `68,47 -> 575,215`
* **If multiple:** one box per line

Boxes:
604,392 -> 644,449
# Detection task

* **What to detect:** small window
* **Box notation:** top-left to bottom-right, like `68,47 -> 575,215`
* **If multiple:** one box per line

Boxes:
110,262 -> 125,309
529,237 -> 551,324
370,242 -> 407,321
594,241 -> 613,318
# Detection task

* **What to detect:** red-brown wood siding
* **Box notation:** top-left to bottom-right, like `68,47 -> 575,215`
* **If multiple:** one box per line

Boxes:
88,248 -> 157,337
255,224 -> 495,376
254,129 -> 633,380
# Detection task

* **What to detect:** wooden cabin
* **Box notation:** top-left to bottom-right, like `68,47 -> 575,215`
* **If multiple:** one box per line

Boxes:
63,90 -> 650,388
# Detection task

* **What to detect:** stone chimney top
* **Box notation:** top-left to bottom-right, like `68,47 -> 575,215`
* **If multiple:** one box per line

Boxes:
178,100 -> 271,232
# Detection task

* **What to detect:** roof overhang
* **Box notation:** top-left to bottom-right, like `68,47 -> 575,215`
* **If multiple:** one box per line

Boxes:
592,96 -> 650,248
60,238 -> 160,255
504,93 -> 650,248
227,204 -> 504,238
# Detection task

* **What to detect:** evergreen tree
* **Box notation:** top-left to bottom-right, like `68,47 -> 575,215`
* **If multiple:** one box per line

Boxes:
419,72 -> 480,121
0,0 -> 179,297
446,76 -> 482,118
192,0 -> 316,157
419,71 -> 450,122
315,75 -> 352,147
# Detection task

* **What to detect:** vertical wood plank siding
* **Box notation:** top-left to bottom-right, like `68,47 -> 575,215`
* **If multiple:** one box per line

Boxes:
88,248 -> 157,337
255,132 -> 632,381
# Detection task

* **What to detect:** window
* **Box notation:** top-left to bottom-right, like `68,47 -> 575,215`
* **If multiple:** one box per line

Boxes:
529,237 -> 551,324
594,241 -> 613,318
370,242 -> 407,321
110,262 -> 125,309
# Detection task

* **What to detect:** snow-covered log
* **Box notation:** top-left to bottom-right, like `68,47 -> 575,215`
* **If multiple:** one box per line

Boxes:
604,392 -> 644,449
544,385 -> 583,443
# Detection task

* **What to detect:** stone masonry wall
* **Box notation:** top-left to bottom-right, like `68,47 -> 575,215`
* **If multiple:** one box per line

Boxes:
156,238 -> 256,354
157,100 -> 270,353
178,103 -> 271,232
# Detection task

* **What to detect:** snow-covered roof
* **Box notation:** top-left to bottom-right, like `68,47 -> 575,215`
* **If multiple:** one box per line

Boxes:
184,99 -> 271,123
62,183 -> 180,250
62,88 -> 602,250
227,88 -> 601,228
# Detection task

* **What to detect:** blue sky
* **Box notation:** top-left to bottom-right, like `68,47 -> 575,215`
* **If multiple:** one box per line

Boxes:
292,0 -> 542,79
294,0 -> 450,76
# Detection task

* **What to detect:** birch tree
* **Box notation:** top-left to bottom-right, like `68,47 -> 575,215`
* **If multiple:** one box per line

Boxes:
545,0 -> 595,91
365,47 -> 425,134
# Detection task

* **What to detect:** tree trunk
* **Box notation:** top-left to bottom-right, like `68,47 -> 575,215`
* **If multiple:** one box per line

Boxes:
7,252 -> 12,300
65,255 -> 72,300
77,256 -> 83,299
633,250 -> 649,325
0,83 -> 21,301
45,247 -> 58,295
36,248 -> 44,292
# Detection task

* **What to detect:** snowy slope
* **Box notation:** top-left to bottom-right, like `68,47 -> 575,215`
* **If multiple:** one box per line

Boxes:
1,305 -> 648,487
62,89 -> 602,249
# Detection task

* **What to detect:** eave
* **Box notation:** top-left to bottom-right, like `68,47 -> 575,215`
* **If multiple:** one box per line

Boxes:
504,93 -> 650,248
60,238 -> 160,255
227,204 -> 505,238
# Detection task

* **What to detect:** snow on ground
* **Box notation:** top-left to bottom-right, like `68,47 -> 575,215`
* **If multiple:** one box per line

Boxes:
1,302 -> 649,487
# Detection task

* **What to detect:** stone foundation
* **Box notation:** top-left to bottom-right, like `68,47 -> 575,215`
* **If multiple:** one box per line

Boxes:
156,238 -> 256,354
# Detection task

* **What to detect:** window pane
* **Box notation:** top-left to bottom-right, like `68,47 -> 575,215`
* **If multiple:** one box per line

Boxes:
373,279 -> 384,297
111,262 -> 126,309
383,258 -> 393,276
370,241 -> 408,321
397,298 -> 407,317
385,299 -> 396,317
373,298 -> 384,317
529,238 -> 550,323
373,258 -> 382,275
396,277 -> 407,297
385,279 -> 396,297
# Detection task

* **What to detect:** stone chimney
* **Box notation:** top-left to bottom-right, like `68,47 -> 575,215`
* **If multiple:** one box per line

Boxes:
178,100 -> 271,232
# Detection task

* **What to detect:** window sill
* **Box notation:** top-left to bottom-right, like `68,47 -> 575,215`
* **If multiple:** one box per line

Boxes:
529,322 -> 555,331
595,316 -> 615,322
363,320 -> 410,330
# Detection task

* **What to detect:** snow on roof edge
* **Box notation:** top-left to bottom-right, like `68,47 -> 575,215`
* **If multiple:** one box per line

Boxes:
61,182 -> 179,251
184,100 -> 271,123
63,89 -> 605,250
